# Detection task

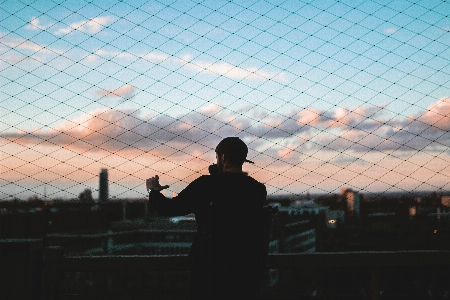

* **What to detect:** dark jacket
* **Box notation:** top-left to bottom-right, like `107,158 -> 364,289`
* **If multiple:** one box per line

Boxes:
150,172 -> 267,299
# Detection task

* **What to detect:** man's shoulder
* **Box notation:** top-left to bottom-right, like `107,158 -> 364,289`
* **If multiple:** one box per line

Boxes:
245,175 -> 266,188
195,174 -> 212,181
248,175 -> 264,185
188,174 -> 214,186
191,173 -> 265,190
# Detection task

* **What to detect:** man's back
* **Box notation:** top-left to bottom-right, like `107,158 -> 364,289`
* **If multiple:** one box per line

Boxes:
188,173 -> 265,251
151,172 -> 267,299
204,172 -> 266,299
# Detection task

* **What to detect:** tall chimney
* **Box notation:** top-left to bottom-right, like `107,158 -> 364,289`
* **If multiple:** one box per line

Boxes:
99,169 -> 109,203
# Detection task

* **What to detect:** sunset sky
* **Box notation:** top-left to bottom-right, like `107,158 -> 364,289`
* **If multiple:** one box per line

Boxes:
1,0 -> 450,199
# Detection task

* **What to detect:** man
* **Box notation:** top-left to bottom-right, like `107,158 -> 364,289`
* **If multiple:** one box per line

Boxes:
146,137 -> 267,299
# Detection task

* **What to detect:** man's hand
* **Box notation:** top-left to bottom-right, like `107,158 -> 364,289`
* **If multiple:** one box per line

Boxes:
146,175 -> 169,192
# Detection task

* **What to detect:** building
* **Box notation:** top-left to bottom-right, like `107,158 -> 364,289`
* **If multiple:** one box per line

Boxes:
99,169 -> 109,203
284,200 -> 329,216
342,188 -> 361,217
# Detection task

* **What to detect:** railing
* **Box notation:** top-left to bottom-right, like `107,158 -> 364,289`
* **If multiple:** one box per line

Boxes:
45,248 -> 450,300
45,229 -> 197,255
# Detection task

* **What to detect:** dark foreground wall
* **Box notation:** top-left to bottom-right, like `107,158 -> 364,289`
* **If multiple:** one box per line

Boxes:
0,239 -> 44,300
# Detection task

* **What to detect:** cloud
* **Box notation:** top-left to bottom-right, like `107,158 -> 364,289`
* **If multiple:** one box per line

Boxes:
2,99 -> 449,161
0,53 -> 44,66
94,49 -> 135,60
85,49 -> 169,63
418,97 -> 450,131
25,17 -> 53,30
83,50 -> 282,82
315,98 -> 450,153
384,28 -> 397,34
141,52 -> 169,62
2,37 -> 57,54
1,108 -> 221,156
331,106 -> 384,126
1,100 -> 449,196
181,56 -> 286,81
55,16 -> 114,35
0,36 -> 62,66
297,109 -> 325,125
97,85 -> 136,100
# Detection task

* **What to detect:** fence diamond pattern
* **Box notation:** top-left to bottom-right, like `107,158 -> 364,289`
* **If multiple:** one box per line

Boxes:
1,0 -> 449,200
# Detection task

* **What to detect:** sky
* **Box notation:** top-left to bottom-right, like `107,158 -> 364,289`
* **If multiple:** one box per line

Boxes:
1,0 -> 450,199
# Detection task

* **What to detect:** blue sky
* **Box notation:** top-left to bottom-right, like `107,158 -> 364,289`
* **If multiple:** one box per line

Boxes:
1,0 -> 450,199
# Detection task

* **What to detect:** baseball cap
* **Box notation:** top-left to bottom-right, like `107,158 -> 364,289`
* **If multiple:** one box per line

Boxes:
215,137 -> 254,164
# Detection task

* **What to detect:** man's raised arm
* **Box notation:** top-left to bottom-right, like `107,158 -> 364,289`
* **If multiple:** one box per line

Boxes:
146,175 -> 194,217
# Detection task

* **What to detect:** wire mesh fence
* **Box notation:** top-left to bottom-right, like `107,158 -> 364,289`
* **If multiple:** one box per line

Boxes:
1,0 -> 449,201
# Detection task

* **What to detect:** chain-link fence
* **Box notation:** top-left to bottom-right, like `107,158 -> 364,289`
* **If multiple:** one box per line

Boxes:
1,0 -> 449,200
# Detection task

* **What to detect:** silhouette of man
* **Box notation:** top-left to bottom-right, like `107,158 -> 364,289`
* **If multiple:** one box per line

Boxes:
146,137 -> 267,299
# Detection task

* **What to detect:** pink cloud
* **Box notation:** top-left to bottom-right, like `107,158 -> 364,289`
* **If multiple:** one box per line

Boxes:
2,99 -> 450,197
297,109 -> 323,125
419,97 -> 450,131
97,85 -> 136,99
2,99 -> 449,163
